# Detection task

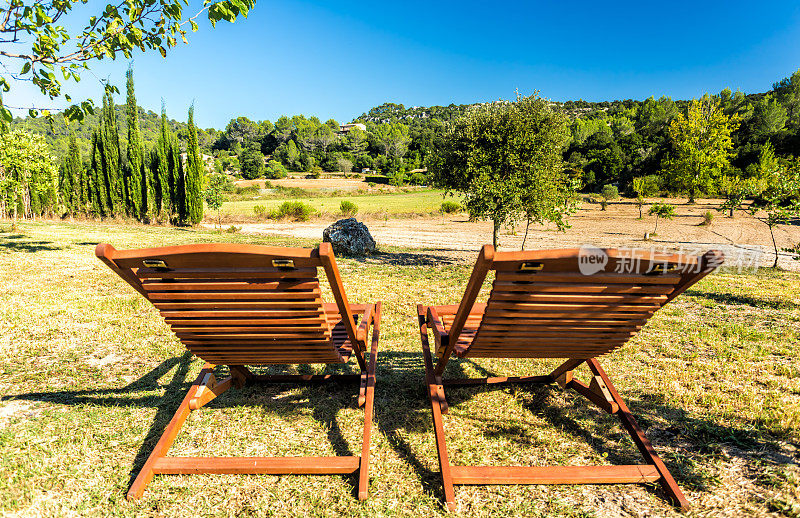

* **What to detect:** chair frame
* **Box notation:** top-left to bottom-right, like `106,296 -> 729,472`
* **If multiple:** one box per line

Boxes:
96,242 -> 380,501
417,245 -> 723,511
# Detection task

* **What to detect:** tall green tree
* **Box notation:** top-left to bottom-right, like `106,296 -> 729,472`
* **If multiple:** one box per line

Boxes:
184,105 -> 204,225
240,144 -> 265,179
59,133 -> 81,213
662,98 -> 740,203
124,67 -> 145,219
0,130 -> 59,228
97,90 -> 122,216
169,132 -> 187,223
154,102 -> 172,215
430,94 -> 571,248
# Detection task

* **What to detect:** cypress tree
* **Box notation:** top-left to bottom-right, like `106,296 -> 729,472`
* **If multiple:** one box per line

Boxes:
59,133 -> 81,214
125,67 -> 145,219
90,132 -> 104,216
156,102 -> 172,215
184,104 -> 204,225
173,133 -> 187,223
99,90 -> 122,215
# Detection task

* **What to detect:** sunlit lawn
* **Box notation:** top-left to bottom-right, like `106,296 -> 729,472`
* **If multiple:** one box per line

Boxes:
0,221 -> 798,517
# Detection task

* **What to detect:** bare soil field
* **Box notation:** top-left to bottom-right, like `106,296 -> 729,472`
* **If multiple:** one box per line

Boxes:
218,198 -> 800,270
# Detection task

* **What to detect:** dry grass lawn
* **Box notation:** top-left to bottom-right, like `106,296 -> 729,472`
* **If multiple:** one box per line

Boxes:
0,221 -> 799,517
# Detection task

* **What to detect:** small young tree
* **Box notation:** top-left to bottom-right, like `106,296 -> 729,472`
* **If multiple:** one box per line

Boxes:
336,157 -> 353,175
204,173 -> 228,229
430,93 -> 571,248
632,175 -> 659,218
599,184 -> 619,211
662,98 -> 739,203
648,203 -> 675,235
717,173 -> 751,218
749,158 -> 800,268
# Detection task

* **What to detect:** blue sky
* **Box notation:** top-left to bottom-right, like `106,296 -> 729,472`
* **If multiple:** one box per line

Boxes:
7,0 -> 800,129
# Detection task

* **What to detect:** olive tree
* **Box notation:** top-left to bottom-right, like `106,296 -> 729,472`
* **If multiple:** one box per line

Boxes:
429,94 -> 572,248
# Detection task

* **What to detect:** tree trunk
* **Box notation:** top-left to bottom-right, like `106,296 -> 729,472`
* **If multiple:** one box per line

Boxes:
638,203 -> 643,219
493,218 -> 500,249
653,216 -> 659,235
522,216 -> 531,251
770,225 -> 779,268
729,207 -> 734,218
688,187 -> 696,204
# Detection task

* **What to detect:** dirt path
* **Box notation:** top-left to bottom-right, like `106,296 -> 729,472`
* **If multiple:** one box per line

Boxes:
210,199 -> 800,270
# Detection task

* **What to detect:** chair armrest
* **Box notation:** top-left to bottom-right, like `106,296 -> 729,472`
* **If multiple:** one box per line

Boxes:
356,304 -> 374,343
427,306 -> 449,353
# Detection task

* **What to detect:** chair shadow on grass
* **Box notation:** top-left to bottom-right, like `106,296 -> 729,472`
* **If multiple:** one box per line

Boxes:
427,356 -> 781,500
0,234 -> 64,253
349,250 -> 457,266
0,352 -> 366,496
685,287 -> 799,310
2,350 -> 785,505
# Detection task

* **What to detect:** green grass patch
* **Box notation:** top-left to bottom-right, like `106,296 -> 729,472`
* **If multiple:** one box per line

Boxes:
222,190 -> 449,217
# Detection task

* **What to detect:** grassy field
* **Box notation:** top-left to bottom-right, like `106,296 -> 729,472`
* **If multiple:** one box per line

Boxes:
220,190 -> 451,217
1,222 -> 799,517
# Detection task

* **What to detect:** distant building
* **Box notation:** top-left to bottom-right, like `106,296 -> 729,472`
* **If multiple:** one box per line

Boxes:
339,123 -> 367,134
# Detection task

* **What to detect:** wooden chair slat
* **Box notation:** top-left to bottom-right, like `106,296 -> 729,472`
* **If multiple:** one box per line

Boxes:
495,272 -> 681,284
137,267 -> 318,279
141,280 -> 320,291
491,281 -> 675,294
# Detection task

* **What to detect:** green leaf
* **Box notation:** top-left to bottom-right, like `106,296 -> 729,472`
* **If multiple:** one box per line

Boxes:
0,106 -> 12,123
190,20 -> 198,32
21,62 -> 31,75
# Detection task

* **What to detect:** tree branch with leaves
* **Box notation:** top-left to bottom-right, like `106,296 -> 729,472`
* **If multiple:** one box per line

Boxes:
0,0 -> 254,124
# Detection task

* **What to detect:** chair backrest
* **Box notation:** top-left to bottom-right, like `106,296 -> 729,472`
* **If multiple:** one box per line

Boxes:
448,246 -> 723,360
96,242 -> 362,365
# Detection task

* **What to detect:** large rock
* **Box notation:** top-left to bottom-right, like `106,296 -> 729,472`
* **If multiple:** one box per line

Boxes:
323,218 -> 376,256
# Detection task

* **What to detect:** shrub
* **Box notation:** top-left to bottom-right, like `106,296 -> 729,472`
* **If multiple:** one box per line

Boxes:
307,165 -> 323,179
700,211 -> 714,226
236,185 -> 260,197
253,204 -> 268,218
440,201 -> 462,214
275,201 -> 314,221
409,172 -> 428,185
265,160 -> 288,179
225,225 -> 241,233
367,182 -> 376,188
340,200 -> 358,216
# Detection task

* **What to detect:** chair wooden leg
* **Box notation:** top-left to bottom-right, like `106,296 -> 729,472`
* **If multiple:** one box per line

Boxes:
358,302 -> 381,500
128,352 -> 378,502
127,363 -> 217,500
586,358 -> 690,510
418,305 -> 456,511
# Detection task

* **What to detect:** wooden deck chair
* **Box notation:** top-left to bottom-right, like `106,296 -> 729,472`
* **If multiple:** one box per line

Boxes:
96,242 -> 380,501
417,245 -> 723,511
